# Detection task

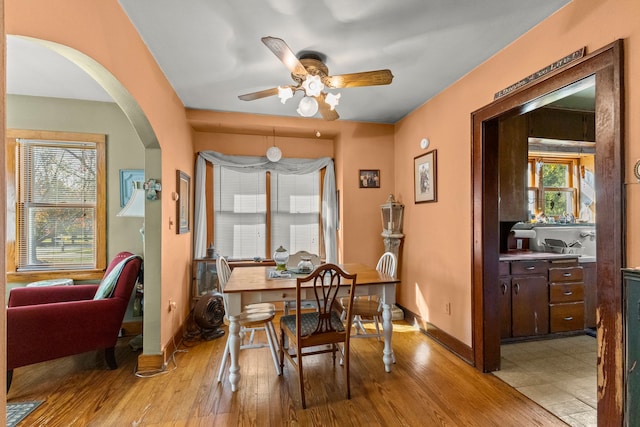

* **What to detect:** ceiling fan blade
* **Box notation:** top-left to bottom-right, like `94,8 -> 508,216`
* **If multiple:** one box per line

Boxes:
316,93 -> 339,121
261,36 -> 308,77
323,69 -> 393,88
238,87 -> 279,101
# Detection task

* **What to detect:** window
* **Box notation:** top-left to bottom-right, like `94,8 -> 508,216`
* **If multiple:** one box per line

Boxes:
7,130 -> 106,280
213,165 -> 321,259
213,167 -> 267,258
528,157 -> 578,219
271,171 -> 320,255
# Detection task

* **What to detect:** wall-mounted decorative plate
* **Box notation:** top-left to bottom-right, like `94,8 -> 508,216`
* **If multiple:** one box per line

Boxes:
634,159 -> 640,181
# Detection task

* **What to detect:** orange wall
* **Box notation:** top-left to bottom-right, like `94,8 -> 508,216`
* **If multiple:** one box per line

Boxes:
188,109 -> 395,266
395,0 -> 640,345
6,0 -> 195,350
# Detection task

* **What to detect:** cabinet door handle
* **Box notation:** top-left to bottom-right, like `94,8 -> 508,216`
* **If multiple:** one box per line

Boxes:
563,316 -> 574,321
501,283 -> 508,295
563,272 -> 572,277
563,291 -> 573,296
514,283 -> 520,294
525,266 -> 535,270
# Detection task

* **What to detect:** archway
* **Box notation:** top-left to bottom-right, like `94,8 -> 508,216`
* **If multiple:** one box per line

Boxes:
4,35 -> 163,355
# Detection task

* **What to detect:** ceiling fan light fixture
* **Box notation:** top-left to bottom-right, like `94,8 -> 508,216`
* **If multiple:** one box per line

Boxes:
325,92 -> 341,110
277,86 -> 293,104
302,75 -> 324,97
297,96 -> 319,117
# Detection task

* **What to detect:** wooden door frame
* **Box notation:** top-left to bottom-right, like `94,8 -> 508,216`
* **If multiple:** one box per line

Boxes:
471,40 -> 624,425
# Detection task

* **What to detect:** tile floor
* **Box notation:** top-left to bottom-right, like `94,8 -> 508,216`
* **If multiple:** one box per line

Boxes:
493,334 -> 597,427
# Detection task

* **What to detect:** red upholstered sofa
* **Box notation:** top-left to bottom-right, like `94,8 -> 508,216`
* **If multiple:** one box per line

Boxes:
6,251 -> 142,391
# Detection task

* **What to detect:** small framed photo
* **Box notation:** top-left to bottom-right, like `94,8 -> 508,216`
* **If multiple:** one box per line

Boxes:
359,169 -> 380,188
119,169 -> 144,207
414,150 -> 437,203
176,170 -> 190,234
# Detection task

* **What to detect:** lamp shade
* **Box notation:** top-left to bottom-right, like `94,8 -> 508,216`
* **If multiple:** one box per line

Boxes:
277,86 -> 293,104
297,96 -> 319,117
117,182 -> 145,217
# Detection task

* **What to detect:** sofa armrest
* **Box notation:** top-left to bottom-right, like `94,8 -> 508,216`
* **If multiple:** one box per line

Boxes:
7,285 -> 99,307
7,298 -> 125,370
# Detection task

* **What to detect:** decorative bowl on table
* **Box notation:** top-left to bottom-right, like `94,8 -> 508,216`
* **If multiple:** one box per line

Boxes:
297,256 -> 314,273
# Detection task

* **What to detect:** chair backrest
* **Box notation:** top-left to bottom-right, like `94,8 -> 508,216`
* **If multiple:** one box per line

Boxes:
215,256 -> 232,314
295,263 -> 357,342
376,252 -> 397,279
287,250 -> 321,268
216,256 -> 232,291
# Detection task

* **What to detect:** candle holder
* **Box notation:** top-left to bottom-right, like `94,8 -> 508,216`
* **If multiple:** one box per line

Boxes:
381,194 -> 404,236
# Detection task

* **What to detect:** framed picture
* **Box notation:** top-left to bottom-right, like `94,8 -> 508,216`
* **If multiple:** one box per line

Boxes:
176,170 -> 190,234
359,169 -> 380,188
119,169 -> 144,207
414,150 -> 437,203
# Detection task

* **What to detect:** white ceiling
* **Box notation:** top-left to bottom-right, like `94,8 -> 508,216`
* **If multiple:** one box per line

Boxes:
7,0 -> 572,124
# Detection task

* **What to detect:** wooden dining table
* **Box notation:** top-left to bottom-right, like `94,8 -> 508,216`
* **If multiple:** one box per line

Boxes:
222,263 -> 400,391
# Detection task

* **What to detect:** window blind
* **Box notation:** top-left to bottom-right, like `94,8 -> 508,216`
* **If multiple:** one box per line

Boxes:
271,171 -> 320,255
17,139 -> 97,270
213,166 -> 267,258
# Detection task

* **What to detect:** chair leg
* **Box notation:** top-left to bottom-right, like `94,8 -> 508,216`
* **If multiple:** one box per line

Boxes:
105,347 -> 118,370
353,315 -> 366,335
7,370 -> 13,393
297,349 -> 306,409
373,315 -> 382,341
265,321 -> 281,375
279,327 -> 285,372
344,344 -> 351,400
217,334 -> 231,382
248,327 -> 256,345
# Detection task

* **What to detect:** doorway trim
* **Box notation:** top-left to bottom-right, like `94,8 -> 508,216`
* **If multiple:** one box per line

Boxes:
471,40 -> 624,424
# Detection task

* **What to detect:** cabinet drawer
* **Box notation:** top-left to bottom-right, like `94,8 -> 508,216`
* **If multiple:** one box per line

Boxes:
550,302 -> 585,332
549,282 -> 584,303
511,260 -> 549,276
549,266 -> 583,283
499,261 -> 510,277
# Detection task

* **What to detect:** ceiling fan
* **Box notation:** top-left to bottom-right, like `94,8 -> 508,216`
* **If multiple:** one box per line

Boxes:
238,37 -> 394,121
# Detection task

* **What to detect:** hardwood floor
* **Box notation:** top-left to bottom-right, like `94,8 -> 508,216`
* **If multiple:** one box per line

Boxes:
6,320 -> 566,426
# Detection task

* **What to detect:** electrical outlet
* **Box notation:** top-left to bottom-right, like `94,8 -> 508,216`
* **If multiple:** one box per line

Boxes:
445,302 -> 451,315
169,299 -> 177,311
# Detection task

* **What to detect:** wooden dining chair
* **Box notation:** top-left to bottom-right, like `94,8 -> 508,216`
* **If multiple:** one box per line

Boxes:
283,250 -> 322,315
216,257 -> 281,382
340,252 -> 397,341
279,263 -> 357,408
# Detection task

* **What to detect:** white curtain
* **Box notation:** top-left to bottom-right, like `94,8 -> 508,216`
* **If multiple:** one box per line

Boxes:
194,151 -> 338,262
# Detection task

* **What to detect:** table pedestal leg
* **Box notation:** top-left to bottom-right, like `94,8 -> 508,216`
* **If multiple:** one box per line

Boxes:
228,316 -> 241,391
381,302 -> 395,372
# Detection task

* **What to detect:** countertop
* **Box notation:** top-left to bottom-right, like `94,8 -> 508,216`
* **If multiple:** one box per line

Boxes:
499,251 -> 596,263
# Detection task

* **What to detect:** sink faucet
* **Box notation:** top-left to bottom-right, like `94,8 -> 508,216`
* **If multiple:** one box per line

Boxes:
579,231 -> 596,241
